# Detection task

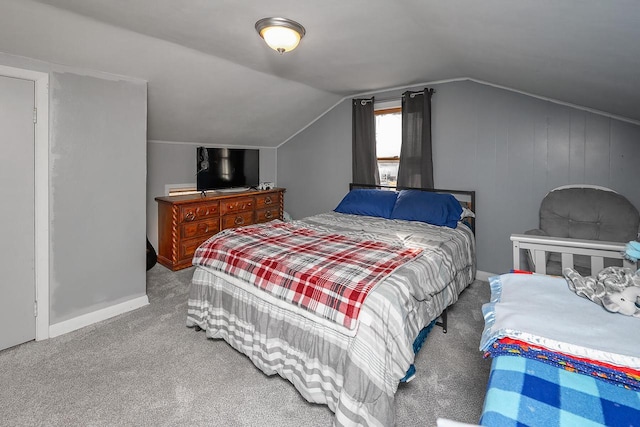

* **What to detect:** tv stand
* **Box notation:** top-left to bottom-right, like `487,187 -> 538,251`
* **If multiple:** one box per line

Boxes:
155,188 -> 285,271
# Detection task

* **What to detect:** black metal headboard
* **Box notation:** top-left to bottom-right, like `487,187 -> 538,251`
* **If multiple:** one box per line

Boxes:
349,183 -> 476,233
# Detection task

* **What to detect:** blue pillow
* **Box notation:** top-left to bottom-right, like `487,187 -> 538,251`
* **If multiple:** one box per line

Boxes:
390,190 -> 463,228
334,189 -> 398,218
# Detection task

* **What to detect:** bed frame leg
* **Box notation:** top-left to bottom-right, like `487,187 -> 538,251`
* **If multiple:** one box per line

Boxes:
194,325 -> 202,332
435,309 -> 448,333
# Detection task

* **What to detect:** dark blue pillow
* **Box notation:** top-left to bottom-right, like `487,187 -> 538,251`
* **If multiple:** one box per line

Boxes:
390,190 -> 463,228
334,189 -> 398,218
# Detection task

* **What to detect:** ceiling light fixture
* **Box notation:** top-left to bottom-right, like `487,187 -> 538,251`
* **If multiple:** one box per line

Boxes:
255,17 -> 306,54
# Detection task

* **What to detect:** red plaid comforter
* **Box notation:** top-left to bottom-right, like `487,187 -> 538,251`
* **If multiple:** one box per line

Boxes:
193,221 -> 423,329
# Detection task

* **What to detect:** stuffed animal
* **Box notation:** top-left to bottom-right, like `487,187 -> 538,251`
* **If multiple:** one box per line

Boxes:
564,266 -> 640,317
602,285 -> 640,317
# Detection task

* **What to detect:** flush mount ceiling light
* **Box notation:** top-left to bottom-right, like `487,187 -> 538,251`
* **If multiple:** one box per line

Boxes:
255,17 -> 306,54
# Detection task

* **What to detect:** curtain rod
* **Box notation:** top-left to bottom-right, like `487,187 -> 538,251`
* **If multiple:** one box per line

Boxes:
355,88 -> 436,105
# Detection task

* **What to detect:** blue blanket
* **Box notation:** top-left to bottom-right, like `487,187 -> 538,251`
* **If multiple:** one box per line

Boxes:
481,356 -> 640,427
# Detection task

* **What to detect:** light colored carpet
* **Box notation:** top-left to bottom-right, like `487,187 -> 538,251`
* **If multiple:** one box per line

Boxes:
0,264 -> 491,426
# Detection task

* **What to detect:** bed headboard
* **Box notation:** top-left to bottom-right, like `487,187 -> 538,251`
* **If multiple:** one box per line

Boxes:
349,183 -> 476,233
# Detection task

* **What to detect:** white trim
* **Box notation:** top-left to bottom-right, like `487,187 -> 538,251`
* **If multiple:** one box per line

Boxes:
274,148 -> 278,187
276,97 -> 347,148
0,53 -> 147,85
374,99 -> 401,110
351,76 -> 640,126
510,234 -> 637,274
475,270 -> 495,282
0,65 -> 50,341
165,182 -> 196,196
351,77 -> 468,99
148,139 -> 269,150
550,184 -> 616,193
465,78 -> 640,127
277,76 -> 640,149
49,295 -> 149,338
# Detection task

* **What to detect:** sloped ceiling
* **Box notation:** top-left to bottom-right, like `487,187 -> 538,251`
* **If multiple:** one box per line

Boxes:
2,0 -> 640,147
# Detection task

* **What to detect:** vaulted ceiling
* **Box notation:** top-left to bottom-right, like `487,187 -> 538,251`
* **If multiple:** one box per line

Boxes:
2,0 -> 639,147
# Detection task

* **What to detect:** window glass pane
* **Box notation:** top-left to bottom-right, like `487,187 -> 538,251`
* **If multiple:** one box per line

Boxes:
376,108 -> 401,186
375,112 -> 402,158
378,161 -> 399,187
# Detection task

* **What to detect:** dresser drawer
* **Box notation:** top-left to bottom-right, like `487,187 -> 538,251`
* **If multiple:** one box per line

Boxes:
255,193 -> 280,209
179,202 -> 219,223
220,197 -> 254,215
255,207 -> 280,223
221,212 -> 254,230
178,235 -> 210,261
180,219 -> 220,239
156,188 -> 285,271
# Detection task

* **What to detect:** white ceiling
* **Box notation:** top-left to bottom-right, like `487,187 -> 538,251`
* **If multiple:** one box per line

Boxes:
3,0 -> 640,147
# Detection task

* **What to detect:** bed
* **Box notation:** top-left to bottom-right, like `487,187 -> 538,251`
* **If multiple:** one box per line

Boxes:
186,184 -> 477,426
479,235 -> 640,427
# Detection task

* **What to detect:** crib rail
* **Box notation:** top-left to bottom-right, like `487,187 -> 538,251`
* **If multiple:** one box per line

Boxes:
511,234 -> 637,274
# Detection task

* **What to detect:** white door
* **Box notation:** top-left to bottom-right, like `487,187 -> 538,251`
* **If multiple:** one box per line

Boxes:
0,74 -> 36,351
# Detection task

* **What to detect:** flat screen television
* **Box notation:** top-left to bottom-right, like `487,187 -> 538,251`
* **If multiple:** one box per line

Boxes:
196,147 -> 259,191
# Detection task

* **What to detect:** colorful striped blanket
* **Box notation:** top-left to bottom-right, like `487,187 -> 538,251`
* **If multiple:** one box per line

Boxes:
192,220 -> 422,329
484,337 -> 640,390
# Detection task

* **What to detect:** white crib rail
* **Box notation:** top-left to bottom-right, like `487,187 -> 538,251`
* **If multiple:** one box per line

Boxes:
510,234 -> 638,274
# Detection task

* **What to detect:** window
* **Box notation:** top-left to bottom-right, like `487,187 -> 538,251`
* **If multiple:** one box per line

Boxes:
375,106 -> 401,187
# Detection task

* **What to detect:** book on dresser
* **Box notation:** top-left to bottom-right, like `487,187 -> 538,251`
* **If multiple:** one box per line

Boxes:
155,188 -> 285,271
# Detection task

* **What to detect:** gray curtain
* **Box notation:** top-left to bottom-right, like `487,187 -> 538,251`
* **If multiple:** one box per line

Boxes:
397,88 -> 434,189
352,97 -> 380,185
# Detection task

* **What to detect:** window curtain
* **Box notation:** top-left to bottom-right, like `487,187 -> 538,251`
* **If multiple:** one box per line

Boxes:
397,88 -> 434,189
352,97 -> 380,185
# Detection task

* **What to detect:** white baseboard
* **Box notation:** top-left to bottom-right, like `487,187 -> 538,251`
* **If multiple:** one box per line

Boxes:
49,295 -> 149,338
476,270 -> 496,282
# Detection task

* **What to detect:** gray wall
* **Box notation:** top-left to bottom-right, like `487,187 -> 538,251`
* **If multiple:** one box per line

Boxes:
277,80 -> 640,274
146,142 -> 276,248
49,72 -> 147,323
277,100 -> 352,220
0,53 -> 148,325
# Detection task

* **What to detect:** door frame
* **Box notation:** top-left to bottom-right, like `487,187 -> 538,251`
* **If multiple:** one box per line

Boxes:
0,65 -> 49,340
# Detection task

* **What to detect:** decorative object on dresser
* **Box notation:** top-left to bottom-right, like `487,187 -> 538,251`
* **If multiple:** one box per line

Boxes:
155,188 -> 285,271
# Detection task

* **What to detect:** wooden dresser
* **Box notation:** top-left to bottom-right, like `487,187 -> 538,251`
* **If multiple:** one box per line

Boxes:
155,188 -> 285,271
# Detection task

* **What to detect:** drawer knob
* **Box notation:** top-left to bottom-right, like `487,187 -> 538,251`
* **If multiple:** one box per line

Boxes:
184,212 -> 195,221
198,223 -> 209,233
235,216 -> 244,225
265,211 -> 273,219
265,197 -> 272,205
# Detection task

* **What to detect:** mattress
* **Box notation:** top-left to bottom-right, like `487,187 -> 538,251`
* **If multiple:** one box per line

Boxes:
187,212 -> 476,426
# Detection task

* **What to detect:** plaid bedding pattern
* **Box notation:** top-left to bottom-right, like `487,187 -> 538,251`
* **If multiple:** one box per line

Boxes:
192,221 -> 423,329
485,338 -> 640,391
481,356 -> 640,427
187,212 -> 476,427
